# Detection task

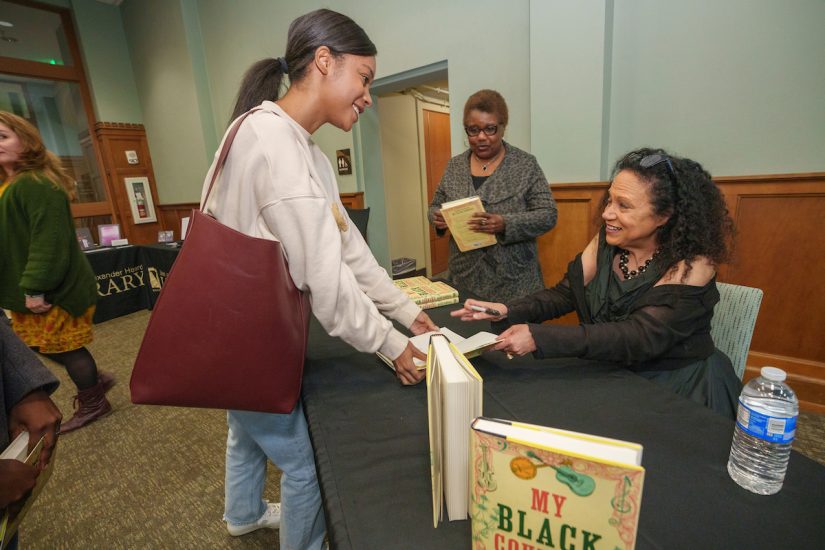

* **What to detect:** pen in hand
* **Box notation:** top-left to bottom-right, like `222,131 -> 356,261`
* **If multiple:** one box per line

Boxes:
469,304 -> 501,317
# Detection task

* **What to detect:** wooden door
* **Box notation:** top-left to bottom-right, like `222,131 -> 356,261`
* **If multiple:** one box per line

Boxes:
423,109 -> 452,275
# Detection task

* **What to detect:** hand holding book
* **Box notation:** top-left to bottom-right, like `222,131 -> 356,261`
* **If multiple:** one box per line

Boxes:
468,212 -> 505,234
393,342 -> 427,386
7,390 -> 61,471
0,458 -> 36,509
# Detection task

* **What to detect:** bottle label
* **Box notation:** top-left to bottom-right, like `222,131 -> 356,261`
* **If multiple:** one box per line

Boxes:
736,400 -> 797,443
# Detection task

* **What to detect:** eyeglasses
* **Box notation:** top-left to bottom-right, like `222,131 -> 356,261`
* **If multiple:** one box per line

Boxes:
464,124 -> 498,137
640,154 -> 677,185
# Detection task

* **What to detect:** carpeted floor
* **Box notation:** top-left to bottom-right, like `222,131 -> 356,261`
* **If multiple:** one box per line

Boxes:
16,309 -> 825,548
21,310 -> 281,549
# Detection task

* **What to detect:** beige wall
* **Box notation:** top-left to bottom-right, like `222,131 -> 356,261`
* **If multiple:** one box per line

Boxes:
377,94 -> 427,268
313,125 -> 359,193
119,0 -> 209,204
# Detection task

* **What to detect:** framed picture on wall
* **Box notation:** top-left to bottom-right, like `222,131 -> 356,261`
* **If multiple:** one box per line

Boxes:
124,176 -> 157,224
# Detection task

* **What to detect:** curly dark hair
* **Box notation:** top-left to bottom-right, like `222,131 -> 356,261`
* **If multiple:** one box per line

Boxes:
463,89 -> 509,126
607,147 -> 734,279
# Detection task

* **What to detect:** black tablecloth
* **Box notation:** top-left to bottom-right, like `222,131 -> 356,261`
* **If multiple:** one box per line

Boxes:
84,244 -> 180,323
301,303 -> 825,549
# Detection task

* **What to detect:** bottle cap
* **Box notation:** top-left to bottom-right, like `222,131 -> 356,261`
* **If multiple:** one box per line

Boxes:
760,366 -> 786,382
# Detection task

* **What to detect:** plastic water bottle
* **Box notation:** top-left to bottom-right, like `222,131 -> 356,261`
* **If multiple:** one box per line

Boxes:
727,366 -> 798,495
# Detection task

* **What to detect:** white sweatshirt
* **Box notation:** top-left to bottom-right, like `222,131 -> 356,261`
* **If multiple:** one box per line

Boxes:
201,101 -> 420,360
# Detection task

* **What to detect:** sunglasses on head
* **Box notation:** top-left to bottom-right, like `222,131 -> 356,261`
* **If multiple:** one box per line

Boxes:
639,153 -> 676,180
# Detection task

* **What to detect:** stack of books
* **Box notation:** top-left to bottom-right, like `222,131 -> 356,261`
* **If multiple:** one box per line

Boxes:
393,276 -> 459,309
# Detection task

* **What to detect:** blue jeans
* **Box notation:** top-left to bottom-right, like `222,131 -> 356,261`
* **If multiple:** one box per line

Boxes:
225,402 -> 326,550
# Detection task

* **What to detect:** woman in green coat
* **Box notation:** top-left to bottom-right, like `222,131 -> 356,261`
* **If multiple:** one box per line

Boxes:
0,111 -> 113,433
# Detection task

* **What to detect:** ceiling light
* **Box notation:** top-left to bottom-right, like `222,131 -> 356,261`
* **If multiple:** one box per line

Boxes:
0,21 -> 14,28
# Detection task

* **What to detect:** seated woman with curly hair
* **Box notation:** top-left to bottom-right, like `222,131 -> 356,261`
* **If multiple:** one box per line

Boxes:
453,148 -> 742,418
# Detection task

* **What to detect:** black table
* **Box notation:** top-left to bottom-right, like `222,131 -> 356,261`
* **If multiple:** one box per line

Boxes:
301,303 -> 825,549
84,244 -> 180,323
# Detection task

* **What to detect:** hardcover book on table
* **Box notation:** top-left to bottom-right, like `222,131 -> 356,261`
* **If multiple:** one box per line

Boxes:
439,196 -> 496,252
427,334 -> 483,524
393,276 -> 459,309
470,417 -> 644,550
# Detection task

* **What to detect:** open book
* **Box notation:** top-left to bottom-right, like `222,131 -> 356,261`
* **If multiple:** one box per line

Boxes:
470,417 -> 645,549
427,334 -> 483,525
440,196 -> 496,252
0,432 -> 55,550
376,327 -> 498,371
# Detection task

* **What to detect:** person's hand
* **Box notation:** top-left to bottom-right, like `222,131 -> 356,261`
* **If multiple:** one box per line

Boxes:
25,294 -> 52,314
451,299 -> 507,322
0,459 -> 37,509
392,341 -> 427,385
8,390 -> 62,471
432,210 -> 448,231
409,311 -> 438,335
469,212 -> 505,234
493,324 -> 536,357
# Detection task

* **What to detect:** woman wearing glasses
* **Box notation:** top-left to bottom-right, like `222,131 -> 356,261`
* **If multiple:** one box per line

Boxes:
428,89 -> 557,303
454,148 -> 742,418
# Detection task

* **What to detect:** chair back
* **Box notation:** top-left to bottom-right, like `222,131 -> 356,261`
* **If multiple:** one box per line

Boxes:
710,282 -> 763,380
345,207 -> 370,242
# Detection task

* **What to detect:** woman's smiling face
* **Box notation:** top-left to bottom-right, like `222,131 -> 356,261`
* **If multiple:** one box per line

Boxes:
602,169 -> 670,251
326,53 -> 375,132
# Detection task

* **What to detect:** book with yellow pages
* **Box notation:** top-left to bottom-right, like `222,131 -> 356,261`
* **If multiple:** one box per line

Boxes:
470,417 -> 645,550
439,196 -> 496,252
0,432 -> 55,550
427,333 -> 483,525
376,327 -> 498,372
393,276 -> 459,309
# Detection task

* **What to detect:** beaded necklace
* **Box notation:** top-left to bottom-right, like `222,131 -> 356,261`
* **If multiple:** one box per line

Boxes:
618,248 -> 660,280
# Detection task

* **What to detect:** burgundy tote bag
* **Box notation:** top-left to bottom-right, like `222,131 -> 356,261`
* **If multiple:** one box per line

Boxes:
130,109 -> 311,413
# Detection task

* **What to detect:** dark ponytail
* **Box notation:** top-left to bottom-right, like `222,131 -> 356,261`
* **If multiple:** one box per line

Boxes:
229,9 -> 376,124
229,58 -> 285,121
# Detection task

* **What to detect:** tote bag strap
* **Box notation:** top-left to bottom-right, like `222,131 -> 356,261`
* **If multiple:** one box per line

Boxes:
201,107 -> 263,210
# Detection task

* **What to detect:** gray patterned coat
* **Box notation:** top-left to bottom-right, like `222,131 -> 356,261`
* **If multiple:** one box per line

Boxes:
1,318 -> 59,449
428,142 -> 557,303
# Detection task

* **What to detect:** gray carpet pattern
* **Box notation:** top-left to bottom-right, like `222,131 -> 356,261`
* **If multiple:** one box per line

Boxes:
16,309 -> 825,548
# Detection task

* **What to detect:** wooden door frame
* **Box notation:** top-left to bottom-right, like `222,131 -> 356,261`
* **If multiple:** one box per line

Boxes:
417,101 -> 451,277
1,0 -> 114,223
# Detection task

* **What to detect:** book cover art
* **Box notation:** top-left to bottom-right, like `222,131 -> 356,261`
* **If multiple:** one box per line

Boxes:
470,429 -> 644,550
393,276 -> 459,308
97,224 -> 122,247
440,196 -> 496,252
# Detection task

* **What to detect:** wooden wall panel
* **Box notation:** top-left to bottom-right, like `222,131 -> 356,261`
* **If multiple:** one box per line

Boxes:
158,203 -> 198,240
540,184 -> 607,286
340,192 -> 364,209
157,194 -> 364,241
95,123 -> 163,244
538,174 -> 825,412
727,195 -> 825,360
